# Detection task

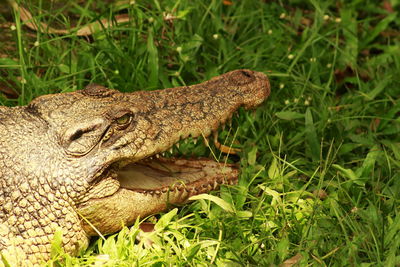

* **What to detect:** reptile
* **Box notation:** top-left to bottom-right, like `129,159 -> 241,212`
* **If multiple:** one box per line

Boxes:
0,69 -> 270,266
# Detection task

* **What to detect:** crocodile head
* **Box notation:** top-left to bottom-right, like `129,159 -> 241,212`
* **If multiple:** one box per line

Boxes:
0,69 -> 270,265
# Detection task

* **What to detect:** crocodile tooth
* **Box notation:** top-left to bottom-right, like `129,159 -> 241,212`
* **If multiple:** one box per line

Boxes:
161,188 -> 168,193
177,184 -> 184,191
168,148 -> 173,154
155,154 -> 160,158
193,138 -> 197,145
162,152 -> 166,157
180,190 -> 189,199
213,180 -> 218,189
175,143 -> 180,149
209,180 -> 215,187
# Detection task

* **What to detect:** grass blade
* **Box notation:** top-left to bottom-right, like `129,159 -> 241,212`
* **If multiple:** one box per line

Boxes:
305,108 -> 320,162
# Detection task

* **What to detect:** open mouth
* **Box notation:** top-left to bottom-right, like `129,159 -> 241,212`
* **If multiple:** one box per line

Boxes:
117,157 -> 238,195
78,141 -> 239,236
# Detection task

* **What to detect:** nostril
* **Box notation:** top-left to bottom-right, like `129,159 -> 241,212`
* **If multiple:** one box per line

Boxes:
240,70 -> 252,78
230,69 -> 255,86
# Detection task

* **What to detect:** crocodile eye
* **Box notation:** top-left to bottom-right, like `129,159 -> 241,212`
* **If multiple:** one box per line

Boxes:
115,113 -> 132,127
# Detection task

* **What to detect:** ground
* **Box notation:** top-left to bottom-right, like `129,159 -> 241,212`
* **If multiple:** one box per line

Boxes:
0,0 -> 400,266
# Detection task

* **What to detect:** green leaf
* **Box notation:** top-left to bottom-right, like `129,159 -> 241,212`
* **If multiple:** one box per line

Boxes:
247,146 -> 258,166
332,164 -> 359,181
275,111 -> 304,120
357,145 -> 381,178
1,253 -> 11,267
384,214 -> 400,248
258,185 -> 282,206
186,244 -> 201,261
333,164 -> 363,186
276,236 -> 290,261
183,34 -> 203,51
268,157 -> 280,179
305,108 -> 320,161
176,9 -> 191,19
381,140 -> 400,161
381,122 -> 400,135
189,194 -> 235,213
58,64 -> 70,74
338,143 -> 360,155
181,34 -> 203,61
50,228 -> 64,258
0,58 -> 19,67
362,12 -> 398,47
155,208 -> 178,231
236,210 -> 253,218
348,134 -> 374,146
364,76 -> 391,100
377,100 -> 400,130
102,236 -> 117,257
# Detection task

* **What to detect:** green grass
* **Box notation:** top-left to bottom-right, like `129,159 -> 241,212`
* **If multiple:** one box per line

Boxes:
1,0 -> 400,266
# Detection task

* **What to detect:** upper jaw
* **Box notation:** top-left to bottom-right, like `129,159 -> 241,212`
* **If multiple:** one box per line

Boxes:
118,69 -> 270,161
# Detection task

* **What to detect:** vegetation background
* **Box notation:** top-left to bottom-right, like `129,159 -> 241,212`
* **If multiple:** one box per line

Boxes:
0,0 -> 399,266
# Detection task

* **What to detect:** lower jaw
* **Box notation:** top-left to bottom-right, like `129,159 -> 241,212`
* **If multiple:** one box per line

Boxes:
78,157 -> 238,236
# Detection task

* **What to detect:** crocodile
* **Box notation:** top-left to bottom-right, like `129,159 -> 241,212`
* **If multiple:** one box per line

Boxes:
0,69 -> 270,266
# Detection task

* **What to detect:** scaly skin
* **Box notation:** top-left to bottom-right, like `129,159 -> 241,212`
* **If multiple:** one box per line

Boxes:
0,69 -> 270,266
